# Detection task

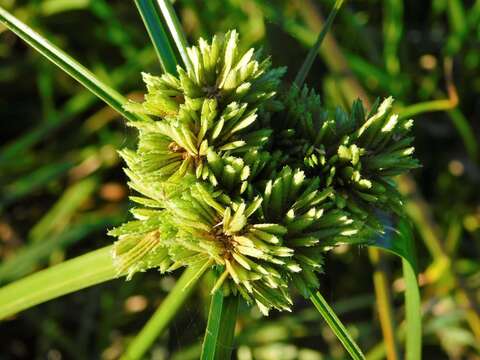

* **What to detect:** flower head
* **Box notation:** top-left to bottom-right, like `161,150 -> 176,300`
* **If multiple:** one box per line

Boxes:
110,30 -> 418,314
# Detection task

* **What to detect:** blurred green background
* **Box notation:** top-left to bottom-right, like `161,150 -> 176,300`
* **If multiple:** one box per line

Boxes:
0,0 -> 479,359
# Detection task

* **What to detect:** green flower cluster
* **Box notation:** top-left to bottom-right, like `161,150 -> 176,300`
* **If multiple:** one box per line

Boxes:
277,86 -> 419,229
110,30 -> 418,314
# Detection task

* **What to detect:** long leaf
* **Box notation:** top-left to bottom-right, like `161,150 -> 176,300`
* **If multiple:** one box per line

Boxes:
309,290 -> 365,360
201,291 -> 239,360
156,0 -> 193,72
383,0 -> 403,77
122,259 -> 213,360
0,47 -> 156,166
0,246 -> 117,319
369,248 -> 400,360
0,215 -> 118,284
134,0 -> 178,74
372,217 -> 421,360
0,161 -> 74,211
0,6 -> 148,123
294,0 -> 345,87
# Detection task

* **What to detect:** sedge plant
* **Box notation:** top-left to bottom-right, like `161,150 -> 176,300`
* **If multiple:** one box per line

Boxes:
0,1 -> 421,359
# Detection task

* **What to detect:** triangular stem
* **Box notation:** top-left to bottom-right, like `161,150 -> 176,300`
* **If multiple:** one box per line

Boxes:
309,289 -> 365,360
294,0 -> 345,87
201,290 -> 239,360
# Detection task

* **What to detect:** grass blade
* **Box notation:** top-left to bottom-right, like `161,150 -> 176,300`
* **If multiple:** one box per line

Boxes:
201,291 -> 239,360
369,248 -> 400,360
447,108 -> 478,162
29,178 -> 98,242
0,246 -> 118,319
294,0 -> 344,87
309,290 -> 365,360
122,259 -> 212,360
0,47 -> 156,166
0,161 -> 73,211
134,0 -> 177,74
397,221 -> 422,360
383,0 -> 403,77
0,6 -> 149,123
403,258 -> 421,360
0,216 -> 117,284
371,217 -> 422,360
156,0 -> 193,72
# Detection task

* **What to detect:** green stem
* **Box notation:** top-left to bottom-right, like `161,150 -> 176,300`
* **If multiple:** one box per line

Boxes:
447,108 -> 478,162
122,259 -> 213,360
294,0 -> 344,87
309,290 -> 365,360
0,246 -> 117,319
0,6 -> 149,123
383,0 -> 403,77
201,291 -> 239,360
134,0 -> 178,74
399,99 -> 458,120
156,0 -> 193,72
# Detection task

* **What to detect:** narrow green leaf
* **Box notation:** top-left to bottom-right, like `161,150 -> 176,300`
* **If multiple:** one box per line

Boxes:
29,178 -> 98,242
0,47 -> 156,166
372,216 -> 417,274
446,0 -> 468,54
294,0 -> 345,87
399,99 -> 458,121
201,291 -> 239,360
371,217 -> 422,360
0,246 -> 118,320
402,257 -> 421,360
0,216 -> 117,284
0,6 -> 149,123
368,248 -> 400,360
383,0 -> 403,77
396,221 -> 422,360
309,290 -> 365,360
156,0 -> 193,72
447,108 -> 478,162
122,260 -> 212,360
134,0 -> 178,74
0,161 -> 73,211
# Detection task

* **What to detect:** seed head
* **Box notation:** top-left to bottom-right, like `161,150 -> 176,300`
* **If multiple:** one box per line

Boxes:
109,31 -> 418,314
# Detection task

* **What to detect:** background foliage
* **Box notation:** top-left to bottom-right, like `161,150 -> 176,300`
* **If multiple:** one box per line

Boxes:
0,0 -> 479,359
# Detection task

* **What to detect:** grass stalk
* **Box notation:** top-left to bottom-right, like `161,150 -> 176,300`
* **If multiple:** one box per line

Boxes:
122,260 -> 212,360
309,290 -> 365,360
201,290 -> 239,360
294,0 -> 344,87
